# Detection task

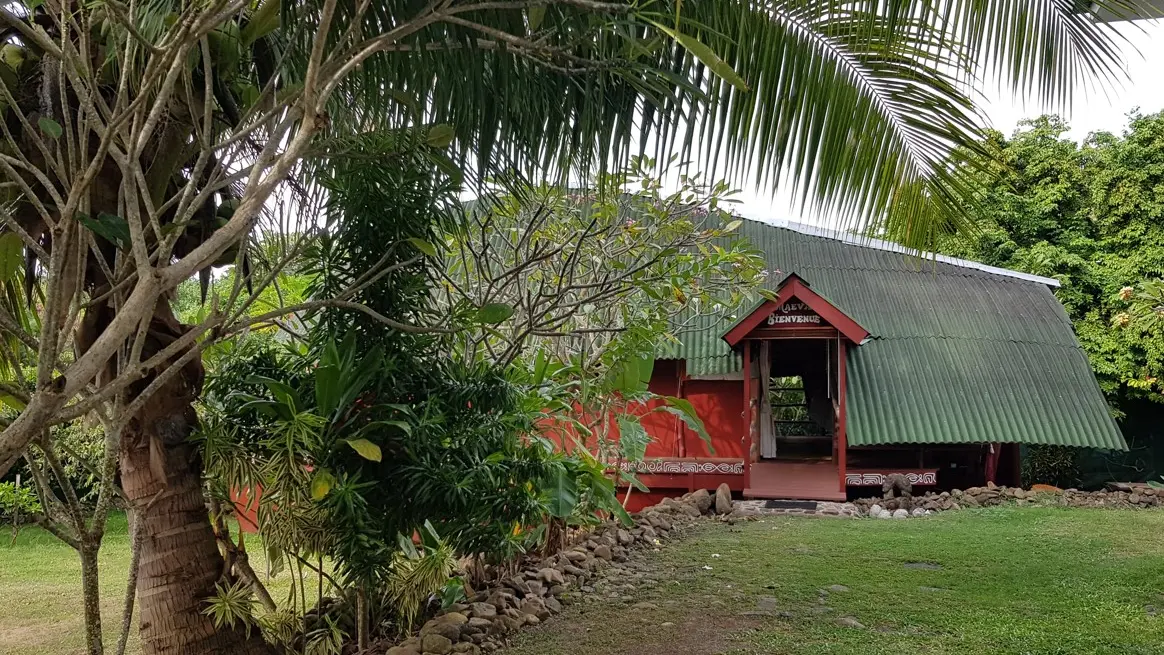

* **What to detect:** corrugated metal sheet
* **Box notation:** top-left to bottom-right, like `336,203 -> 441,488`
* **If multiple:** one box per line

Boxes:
665,219 -> 1126,450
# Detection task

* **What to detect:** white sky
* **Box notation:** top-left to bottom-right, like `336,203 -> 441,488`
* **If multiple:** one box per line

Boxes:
732,18 -> 1164,228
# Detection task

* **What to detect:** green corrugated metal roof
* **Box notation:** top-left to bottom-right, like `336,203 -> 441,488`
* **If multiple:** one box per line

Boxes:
666,219 -> 1126,450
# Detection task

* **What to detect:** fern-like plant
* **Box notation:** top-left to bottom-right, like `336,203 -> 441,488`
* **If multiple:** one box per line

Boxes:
385,522 -> 458,635
202,581 -> 259,637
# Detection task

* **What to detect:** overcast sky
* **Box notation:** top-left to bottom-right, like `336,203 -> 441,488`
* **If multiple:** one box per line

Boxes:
733,17 -> 1164,227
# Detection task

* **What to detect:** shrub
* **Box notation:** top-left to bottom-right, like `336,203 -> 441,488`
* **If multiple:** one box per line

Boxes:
1022,445 -> 1081,489
0,482 -> 40,523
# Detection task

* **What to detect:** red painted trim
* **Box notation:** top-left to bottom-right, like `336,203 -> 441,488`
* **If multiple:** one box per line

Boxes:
742,340 -> 752,490
723,274 -> 870,346
838,340 -> 848,492
748,327 -> 840,340
618,472 -> 744,492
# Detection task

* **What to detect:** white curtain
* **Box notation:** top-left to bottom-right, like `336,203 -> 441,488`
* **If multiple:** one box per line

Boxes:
759,341 -> 776,458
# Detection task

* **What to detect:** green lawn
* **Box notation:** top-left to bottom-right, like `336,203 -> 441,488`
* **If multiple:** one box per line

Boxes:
0,514 -> 296,655
509,507 -> 1164,655
3,507 -> 1163,655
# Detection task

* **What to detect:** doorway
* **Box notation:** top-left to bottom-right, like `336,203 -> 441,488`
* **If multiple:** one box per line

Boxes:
757,339 -> 839,462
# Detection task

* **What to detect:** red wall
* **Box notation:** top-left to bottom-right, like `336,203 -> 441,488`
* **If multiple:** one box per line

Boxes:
678,379 -> 744,458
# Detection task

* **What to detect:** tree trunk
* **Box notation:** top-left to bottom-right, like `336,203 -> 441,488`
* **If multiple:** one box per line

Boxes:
79,541 -> 105,655
118,305 -> 274,655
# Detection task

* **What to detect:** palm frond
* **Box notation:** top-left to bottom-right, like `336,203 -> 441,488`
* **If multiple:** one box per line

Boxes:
272,0 -> 1135,246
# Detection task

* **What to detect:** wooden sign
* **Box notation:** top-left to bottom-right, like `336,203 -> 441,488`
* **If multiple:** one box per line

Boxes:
766,301 -> 822,327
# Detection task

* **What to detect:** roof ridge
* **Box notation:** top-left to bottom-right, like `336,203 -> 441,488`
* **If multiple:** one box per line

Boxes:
744,217 -> 1061,288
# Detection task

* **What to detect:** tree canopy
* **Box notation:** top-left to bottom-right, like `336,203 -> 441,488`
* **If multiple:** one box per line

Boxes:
937,113 -> 1164,410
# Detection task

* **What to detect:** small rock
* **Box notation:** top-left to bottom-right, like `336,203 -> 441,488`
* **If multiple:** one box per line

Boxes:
419,620 -> 461,642
519,597 -> 550,621
660,621 -> 675,627
837,616 -> 865,629
593,544 -> 613,561
892,509 -> 909,519
689,489 -> 714,514
632,601 -> 659,610
467,617 -> 493,630
470,602 -> 498,618
715,483 -> 733,514
537,568 -> 565,586
386,647 -> 421,655
828,585 -> 850,592
869,504 -> 883,516
1146,605 -> 1158,617
420,633 -> 453,655
911,507 -> 926,517
437,612 -> 467,626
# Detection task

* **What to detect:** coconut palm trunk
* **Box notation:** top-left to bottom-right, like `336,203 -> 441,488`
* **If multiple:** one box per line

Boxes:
115,302 -> 273,655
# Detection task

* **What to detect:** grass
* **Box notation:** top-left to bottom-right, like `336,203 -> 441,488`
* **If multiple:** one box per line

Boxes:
3,507 -> 1163,655
509,507 -> 1164,655
0,513 -> 298,655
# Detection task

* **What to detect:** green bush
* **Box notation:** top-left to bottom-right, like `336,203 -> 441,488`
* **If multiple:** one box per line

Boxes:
1022,444 -> 1081,489
0,482 -> 40,522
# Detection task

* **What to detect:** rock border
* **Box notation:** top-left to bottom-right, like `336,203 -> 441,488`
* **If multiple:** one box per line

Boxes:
853,482 -> 1164,517
382,484 -> 743,655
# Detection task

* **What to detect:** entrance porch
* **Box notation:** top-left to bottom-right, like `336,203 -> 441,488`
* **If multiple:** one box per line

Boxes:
745,460 -> 846,501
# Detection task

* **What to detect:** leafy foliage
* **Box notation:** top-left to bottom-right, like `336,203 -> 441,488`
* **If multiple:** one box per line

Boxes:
1021,444 -> 1081,489
385,523 -> 458,634
937,114 -> 1164,408
0,480 -> 39,522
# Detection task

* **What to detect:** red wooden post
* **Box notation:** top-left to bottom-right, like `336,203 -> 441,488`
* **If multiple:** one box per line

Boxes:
742,340 -> 752,490
837,340 -> 848,492
985,443 -> 1002,485
676,362 -> 687,458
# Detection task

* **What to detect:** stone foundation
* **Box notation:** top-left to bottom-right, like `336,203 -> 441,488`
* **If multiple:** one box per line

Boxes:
852,482 -> 1164,517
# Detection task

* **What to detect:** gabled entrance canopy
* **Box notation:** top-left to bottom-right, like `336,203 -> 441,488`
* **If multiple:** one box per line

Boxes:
722,273 -> 869,347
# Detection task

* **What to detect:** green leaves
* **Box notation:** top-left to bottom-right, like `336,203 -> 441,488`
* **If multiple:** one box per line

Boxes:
310,468 -> 335,500
78,213 -> 131,250
611,354 -> 654,395
0,233 -> 22,282
37,117 -> 61,139
546,466 -> 579,518
240,0 -> 280,46
406,237 -> 438,257
425,124 -> 456,149
617,415 -> 650,462
659,396 -> 714,453
476,302 -> 514,324
346,438 -> 382,462
648,21 -> 748,92
527,6 -> 547,32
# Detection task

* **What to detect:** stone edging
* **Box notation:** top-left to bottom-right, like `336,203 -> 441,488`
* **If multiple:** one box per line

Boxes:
381,486 -> 743,655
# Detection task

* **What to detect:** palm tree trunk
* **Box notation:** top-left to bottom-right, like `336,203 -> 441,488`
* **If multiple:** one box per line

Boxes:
118,307 -> 273,655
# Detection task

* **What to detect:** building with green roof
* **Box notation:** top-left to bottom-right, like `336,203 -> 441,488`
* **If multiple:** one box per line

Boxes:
630,218 -> 1126,503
